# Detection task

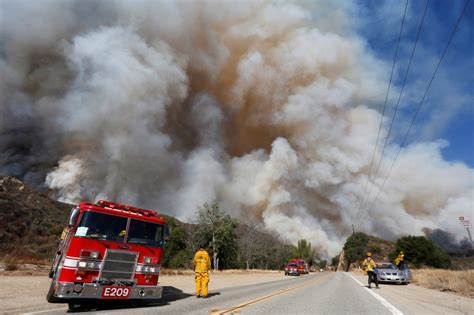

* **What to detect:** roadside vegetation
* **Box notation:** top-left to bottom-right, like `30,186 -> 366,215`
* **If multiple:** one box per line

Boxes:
340,232 -> 462,270
412,269 -> 474,298
341,232 -> 394,271
162,202 -> 317,270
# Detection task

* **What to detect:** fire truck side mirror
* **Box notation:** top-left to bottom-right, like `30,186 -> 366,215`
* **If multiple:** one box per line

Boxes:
67,207 -> 80,226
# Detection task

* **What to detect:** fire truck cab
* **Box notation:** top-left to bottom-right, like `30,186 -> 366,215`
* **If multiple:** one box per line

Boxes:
47,200 -> 167,307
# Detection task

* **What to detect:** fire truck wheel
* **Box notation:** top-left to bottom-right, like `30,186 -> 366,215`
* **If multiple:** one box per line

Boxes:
68,302 -> 95,311
46,282 -> 61,303
68,302 -> 81,311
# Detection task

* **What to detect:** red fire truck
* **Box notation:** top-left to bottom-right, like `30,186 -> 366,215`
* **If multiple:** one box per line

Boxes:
288,259 -> 309,275
47,200 -> 167,308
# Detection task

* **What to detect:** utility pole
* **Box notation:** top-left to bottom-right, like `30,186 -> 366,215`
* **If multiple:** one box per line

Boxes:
459,216 -> 473,244
352,224 -> 355,235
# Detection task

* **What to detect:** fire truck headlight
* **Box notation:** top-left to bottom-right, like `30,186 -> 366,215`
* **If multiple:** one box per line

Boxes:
140,265 -> 160,274
78,261 -> 87,268
80,250 -> 100,259
78,260 -> 100,270
143,256 -> 159,264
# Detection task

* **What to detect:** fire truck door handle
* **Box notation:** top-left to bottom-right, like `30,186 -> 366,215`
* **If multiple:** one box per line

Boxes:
118,245 -> 130,249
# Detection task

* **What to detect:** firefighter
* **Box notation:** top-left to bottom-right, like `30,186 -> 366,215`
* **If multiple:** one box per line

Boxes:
362,252 -> 379,289
394,251 -> 405,269
193,244 -> 211,298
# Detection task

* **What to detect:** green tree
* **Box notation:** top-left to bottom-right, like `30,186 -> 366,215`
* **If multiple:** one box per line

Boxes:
162,216 -> 193,268
163,225 -> 192,268
195,202 -> 238,270
391,236 -> 451,268
292,239 -> 316,265
343,232 -> 368,271
318,260 -> 327,269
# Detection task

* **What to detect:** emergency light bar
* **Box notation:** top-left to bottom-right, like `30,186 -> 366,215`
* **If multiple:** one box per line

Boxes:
96,200 -> 158,217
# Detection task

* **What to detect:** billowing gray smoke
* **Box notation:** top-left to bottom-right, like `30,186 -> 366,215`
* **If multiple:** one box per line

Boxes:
423,228 -> 472,254
1,0 -> 472,257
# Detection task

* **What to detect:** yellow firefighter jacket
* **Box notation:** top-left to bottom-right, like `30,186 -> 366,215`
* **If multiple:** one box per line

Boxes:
394,252 -> 404,266
362,257 -> 376,273
193,249 -> 211,272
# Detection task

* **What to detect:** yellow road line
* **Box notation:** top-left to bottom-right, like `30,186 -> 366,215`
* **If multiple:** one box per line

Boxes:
210,274 -> 329,315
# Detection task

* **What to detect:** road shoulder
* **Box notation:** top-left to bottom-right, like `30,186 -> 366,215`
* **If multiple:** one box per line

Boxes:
350,272 -> 473,315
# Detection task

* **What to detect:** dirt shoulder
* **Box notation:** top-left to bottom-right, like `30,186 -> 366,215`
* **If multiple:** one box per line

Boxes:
0,270 -> 285,314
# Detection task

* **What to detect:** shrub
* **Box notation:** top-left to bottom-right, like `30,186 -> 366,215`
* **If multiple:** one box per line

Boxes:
343,232 -> 369,270
392,236 -> 452,268
4,256 -> 19,271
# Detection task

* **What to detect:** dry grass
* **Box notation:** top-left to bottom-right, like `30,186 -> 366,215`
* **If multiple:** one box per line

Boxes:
412,269 -> 474,298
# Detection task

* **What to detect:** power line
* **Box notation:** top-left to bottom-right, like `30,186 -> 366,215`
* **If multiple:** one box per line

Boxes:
357,0 -> 471,228
352,0 -> 409,227
355,0 -> 429,228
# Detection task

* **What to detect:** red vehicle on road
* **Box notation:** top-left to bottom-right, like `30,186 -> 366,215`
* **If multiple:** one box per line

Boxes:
284,263 -> 300,276
47,200 -> 167,309
289,259 -> 309,275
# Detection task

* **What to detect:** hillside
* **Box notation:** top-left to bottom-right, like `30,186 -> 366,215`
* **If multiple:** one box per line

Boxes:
336,232 -> 396,271
0,176 -> 72,263
366,234 -> 397,261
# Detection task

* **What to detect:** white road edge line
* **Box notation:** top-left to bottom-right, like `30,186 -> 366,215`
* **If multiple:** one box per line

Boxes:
347,273 -> 403,315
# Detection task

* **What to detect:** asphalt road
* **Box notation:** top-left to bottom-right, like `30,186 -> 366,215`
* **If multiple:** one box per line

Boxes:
28,272 -> 472,315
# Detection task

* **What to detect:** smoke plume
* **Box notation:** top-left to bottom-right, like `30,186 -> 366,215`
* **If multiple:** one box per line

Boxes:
1,0 -> 472,256
423,228 -> 472,254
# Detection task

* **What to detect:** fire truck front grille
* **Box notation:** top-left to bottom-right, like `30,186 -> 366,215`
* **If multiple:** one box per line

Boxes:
100,250 -> 138,281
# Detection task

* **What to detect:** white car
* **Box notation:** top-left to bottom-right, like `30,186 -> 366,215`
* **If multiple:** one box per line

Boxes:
375,263 -> 412,285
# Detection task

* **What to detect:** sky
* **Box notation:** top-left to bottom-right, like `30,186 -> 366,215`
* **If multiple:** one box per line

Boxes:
353,0 -> 473,167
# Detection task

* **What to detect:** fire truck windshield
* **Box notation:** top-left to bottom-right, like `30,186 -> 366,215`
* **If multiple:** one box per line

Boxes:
75,211 -> 165,247
128,219 -> 164,247
75,211 -> 127,242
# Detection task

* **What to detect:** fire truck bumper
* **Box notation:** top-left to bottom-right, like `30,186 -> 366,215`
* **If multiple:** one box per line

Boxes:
54,282 -> 163,300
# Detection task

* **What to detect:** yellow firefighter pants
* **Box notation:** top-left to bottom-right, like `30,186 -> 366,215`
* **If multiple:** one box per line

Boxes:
195,272 -> 209,297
